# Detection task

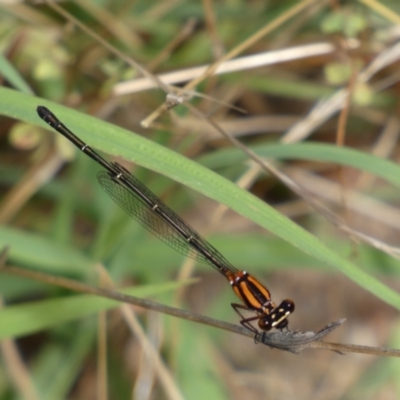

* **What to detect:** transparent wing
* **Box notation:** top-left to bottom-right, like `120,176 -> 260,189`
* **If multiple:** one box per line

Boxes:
97,168 -> 237,273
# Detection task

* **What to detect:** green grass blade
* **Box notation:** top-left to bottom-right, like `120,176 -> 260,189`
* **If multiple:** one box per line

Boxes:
0,280 -> 186,340
199,142 -> 400,189
0,53 -> 34,95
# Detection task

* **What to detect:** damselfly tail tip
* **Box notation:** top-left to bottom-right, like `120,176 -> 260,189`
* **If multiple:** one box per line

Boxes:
37,106 -> 50,119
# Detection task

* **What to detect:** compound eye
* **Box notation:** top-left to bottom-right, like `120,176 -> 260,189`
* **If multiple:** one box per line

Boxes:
281,299 -> 295,313
258,318 -> 273,331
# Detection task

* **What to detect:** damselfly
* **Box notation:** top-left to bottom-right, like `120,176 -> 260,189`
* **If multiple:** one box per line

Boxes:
37,106 -> 295,334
